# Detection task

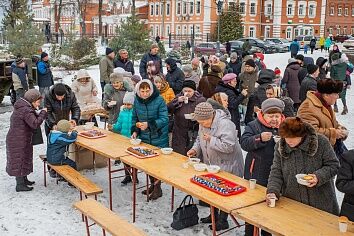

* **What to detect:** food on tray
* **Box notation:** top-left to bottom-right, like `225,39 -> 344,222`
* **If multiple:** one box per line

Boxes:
136,122 -> 143,128
338,216 -> 349,223
302,175 -> 313,181
81,130 -> 105,137
127,147 -> 156,157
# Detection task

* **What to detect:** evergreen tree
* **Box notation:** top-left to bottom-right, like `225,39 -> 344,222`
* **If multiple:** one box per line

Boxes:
219,5 -> 243,43
109,15 -> 150,62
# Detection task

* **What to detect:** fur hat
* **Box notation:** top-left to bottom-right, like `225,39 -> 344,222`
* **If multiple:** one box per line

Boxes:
53,83 -> 67,96
210,64 -> 222,73
288,58 -> 297,64
245,59 -> 256,68
131,74 -> 142,84
307,64 -> 319,75
105,47 -> 114,56
317,79 -> 343,94
279,117 -> 308,138
182,80 -> 196,91
182,64 -> 193,74
222,73 -> 237,84
261,98 -> 285,114
151,43 -> 159,49
24,89 -> 42,103
193,102 -> 214,120
123,92 -> 135,105
76,69 -> 90,80
109,72 -> 124,83
57,119 -> 71,133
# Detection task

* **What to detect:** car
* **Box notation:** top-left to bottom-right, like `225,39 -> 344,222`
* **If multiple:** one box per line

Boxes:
343,37 -> 354,49
295,35 -> 321,49
227,40 -> 263,55
237,37 -> 277,54
264,39 -> 288,53
194,42 -> 226,56
264,38 -> 290,52
333,35 -> 351,43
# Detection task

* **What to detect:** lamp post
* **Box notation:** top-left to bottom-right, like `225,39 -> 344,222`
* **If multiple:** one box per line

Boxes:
216,0 -> 223,54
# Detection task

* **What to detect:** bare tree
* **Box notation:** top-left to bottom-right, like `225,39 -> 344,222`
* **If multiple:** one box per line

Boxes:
55,0 -> 63,32
131,0 -> 136,15
76,0 -> 89,36
98,0 -> 103,38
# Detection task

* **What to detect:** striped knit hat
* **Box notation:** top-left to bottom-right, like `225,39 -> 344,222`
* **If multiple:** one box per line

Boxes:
193,102 -> 214,120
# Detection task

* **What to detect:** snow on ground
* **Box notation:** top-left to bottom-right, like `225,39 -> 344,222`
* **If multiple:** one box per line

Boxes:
0,50 -> 353,235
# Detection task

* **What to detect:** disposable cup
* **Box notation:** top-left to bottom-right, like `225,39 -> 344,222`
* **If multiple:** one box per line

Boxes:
339,222 -> 348,233
269,197 -> 276,208
249,179 -> 257,190
184,97 -> 189,104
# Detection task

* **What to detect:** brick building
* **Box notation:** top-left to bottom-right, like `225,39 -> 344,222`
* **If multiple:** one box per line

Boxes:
325,1 -> 354,36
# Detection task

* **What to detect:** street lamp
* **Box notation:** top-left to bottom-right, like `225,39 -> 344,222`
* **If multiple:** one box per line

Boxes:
216,0 -> 223,54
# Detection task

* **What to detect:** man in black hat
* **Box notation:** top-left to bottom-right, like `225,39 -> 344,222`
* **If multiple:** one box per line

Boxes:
12,57 -> 29,100
99,47 -> 115,97
299,64 -> 319,102
37,52 -> 54,107
44,83 -> 80,135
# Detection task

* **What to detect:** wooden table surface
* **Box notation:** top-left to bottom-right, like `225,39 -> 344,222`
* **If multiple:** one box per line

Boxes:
120,151 -> 266,213
231,197 -> 354,236
75,127 -> 158,160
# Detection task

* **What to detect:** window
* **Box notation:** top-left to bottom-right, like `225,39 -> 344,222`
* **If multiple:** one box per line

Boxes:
166,25 -> 170,36
287,4 -> 293,16
239,2 -> 246,14
264,26 -> 270,38
150,26 -> 153,36
298,4 -> 305,16
330,7 -> 334,15
345,7 -> 348,16
189,25 -> 194,34
196,1 -> 201,14
183,25 -> 187,34
265,3 -> 272,15
150,4 -> 154,16
189,1 -> 194,15
351,27 -> 354,35
344,27 -> 347,34
286,27 -> 292,39
352,7 -> 354,16
166,3 -> 170,16
309,5 -> 315,17
338,7 -> 342,16
155,26 -> 159,36
250,2 -> 256,15
337,26 -> 341,35
249,26 -> 255,37
328,28 -> 333,35
182,1 -> 187,14
177,2 -> 181,15
177,25 -> 181,34
155,3 -> 159,15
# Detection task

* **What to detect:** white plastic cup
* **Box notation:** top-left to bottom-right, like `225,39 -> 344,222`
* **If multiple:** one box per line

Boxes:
269,197 -> 276,208
249,179 -> 257,190
339,222 -> 348,233
182,162 -> 189,169
184,97 -> 189,104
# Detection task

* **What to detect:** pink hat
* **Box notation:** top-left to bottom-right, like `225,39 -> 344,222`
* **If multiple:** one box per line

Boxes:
222,73 -> 237,84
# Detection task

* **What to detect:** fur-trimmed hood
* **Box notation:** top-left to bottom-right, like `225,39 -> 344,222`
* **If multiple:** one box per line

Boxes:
278,122 -> 318,158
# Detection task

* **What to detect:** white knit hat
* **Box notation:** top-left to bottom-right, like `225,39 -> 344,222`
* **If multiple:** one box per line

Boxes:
123,92 -> 135,105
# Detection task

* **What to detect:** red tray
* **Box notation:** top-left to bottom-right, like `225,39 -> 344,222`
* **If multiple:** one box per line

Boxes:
78,130 -> 107,139
126,146 -> 159,159
190,174 -> 246,196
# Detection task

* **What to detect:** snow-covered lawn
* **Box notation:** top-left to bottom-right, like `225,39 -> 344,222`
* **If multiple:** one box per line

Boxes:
0,50 -> 352,235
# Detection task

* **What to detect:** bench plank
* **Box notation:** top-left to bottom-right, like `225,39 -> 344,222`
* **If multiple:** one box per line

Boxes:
74,199 -> 147,236
50,165 -> 102,196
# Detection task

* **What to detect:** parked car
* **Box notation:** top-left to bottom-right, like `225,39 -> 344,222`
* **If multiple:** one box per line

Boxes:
194,42 -> 226,56
295,35 -> 320,49
343,37 -> 354,49
264,38 -> 290,52
264,39 -> 288,53
333,35 -> 351,43
237,37 -> 277,54
227,40 -> 263,55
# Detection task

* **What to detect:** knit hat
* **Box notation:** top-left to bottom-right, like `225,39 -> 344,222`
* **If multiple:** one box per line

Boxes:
106,47 -> 114,56
131,74 -> 142,84
307,64 -> 319,75
222,73 -> 237,84
182,64 -> 193,74
16,57 -> 24,65
274,68 -> 281,75
57,119 -> 71,133
230,52 -> 238,60
295,54 -> 304,61
245,59 -> 256,68
123,92 -> 135,105
261,98 -> 285,114
109,72 -> 124,83
53,83 -> 67,96
41,52 -> 48,59
210,64 -> 222,73
317,79 -> 343,94
193,102 -> 215,120
258,69 -> 275,83
191,57 -> 200,65
182,80 -> 196,91
24,89 -> 42,103
76,69 -> 90,80
279,117 -> 308,138
288,58 -> 297,64
151,43 -> 159,49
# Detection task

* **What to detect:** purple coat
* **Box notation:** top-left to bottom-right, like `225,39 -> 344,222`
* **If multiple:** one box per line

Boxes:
282,62 -> 301,104
6,98 -> 47,176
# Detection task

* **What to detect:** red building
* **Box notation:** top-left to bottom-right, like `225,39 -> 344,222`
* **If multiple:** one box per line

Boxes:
325,0 -> 354,36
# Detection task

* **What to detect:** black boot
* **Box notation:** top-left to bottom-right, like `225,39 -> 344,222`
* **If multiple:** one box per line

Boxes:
49,169 -> 57,178
142,176 -> 155,195
24,176 -> 35,186
114,160 -> 121,166
201,209 -> 219,223
16,177 -> 33,192
209,211 -> 229,231
148,181 -> 163,200
121,176 -> 132,186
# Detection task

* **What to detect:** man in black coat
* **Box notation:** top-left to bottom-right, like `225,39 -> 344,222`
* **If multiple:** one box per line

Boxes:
139,44 -> 163,80
228,52 -> 242,77
165,57 -> 185,94
114,49 -> 135,74
299,64 -> 319,102
44,83 -> 81,135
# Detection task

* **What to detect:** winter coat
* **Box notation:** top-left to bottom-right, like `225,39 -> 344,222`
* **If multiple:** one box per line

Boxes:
198,73 -> 222,99
299,75 -> 317,102
159,82 -> 175,104
297,91 -> 340,145
325,38 -> 332,48
316,57 -> 328,80
279,96 -> 295,117
46,131 -> 78,165
168,91 -> 205,155
185,73 -> 201,88
298,66 -> 308,85
6,98 -> 47,176
330,52 -> 347,81
228,60 -> 242,77
132,81 -> 169,148
281,62 -> 301,104
99,56 -> 114,83
37,60 -> 54,88
336,150 -> 354,221
242,41 -> 251,53
241,112 -> 284,186
165,58 -> 185,94
239,69 -> 259,105
267,123 -> 340,215
139,52 -> 163,80
103,84 -> 126,125
192,109 -> 244,177
310,38 -> 316,48
12,66 -> 28,91
319,37 -> 325,46
114,57 -> 135,75
113,107 -> 133,138
289,41 -> 300,54
44,84 -> 81,129
71,78 -> 99,120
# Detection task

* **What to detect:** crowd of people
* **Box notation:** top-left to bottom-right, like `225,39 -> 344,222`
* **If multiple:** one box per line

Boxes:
5,41 -> 354,234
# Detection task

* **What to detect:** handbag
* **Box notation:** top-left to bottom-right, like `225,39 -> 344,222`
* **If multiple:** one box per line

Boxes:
171,195 -> 199,230
32,127 -> 44,146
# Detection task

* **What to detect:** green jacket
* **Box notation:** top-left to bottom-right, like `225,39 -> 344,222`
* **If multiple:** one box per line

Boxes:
330,52 -> 347,81
99,56 -> 114,83
113,107 -> 133,138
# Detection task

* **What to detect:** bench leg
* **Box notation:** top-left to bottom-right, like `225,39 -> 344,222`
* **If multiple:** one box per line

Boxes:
92,151 -> 96,175
210,206 -> 216,236
171,186 -> 174,212
108,159 -> 113,211
132,167 -> 137,223
43,160 -> 47,187
80,191 -> 84,222
84,216 -> 91,236
146,174 -> 149,202
102,229 -> 106,236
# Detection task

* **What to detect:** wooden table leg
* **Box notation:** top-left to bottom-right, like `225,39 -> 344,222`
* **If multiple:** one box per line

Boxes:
211,206 -> 216,236
108,159 -> 113,211
146,174 -> 149,202
84,216 -> 91,236
43,160 -> 47,187
171,186 -> 175,212
92,151 -> 96,175
253,226 -> 259,236
132,167 -> 137,223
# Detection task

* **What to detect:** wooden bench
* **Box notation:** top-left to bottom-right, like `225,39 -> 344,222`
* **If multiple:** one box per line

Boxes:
73,199 -> 147,236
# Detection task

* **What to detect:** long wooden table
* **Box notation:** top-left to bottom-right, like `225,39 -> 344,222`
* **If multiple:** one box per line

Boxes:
120,151 -> 266,236
75,127 -> 158,210
231,197 -> 354,236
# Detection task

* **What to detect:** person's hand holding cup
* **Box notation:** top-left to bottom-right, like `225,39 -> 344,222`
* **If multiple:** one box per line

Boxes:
261,132 -> 273,142
187,149 -> 197,157
266,193 -> 278,207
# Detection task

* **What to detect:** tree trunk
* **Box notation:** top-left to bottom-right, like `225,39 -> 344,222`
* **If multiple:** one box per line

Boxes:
98,0 -> 103,37
131,0 -> 136,16
56,0 -> 63,33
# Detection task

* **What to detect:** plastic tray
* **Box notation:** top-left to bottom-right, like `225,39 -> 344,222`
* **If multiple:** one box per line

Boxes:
190,174 -> 246,196
78,130 -> 107,139
126,146 -> 159,159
